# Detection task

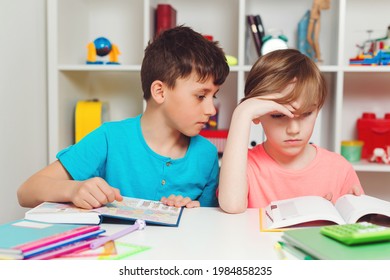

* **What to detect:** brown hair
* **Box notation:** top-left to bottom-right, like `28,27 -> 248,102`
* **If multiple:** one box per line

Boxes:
141,26 -> 230,100
242,49 -> 327,114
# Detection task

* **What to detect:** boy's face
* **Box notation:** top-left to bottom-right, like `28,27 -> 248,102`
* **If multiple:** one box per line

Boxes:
260,85 -> 319,160
162,72 -> 220,137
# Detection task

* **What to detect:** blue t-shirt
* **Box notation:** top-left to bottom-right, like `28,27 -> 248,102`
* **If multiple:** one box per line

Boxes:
57,115 -> 219,206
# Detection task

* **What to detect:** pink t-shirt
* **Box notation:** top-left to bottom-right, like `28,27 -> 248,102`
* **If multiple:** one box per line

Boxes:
246,144 -> 363,208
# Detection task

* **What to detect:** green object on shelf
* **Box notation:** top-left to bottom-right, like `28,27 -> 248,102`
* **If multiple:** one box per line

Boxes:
341,140 -> 364,162
225,55 -> 238,66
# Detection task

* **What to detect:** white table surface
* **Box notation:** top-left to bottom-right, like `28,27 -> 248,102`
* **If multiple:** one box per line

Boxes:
100,207 -> 283,260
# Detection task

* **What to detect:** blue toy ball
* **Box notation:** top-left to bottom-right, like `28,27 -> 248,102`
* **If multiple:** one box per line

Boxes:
94,37 -> 112,57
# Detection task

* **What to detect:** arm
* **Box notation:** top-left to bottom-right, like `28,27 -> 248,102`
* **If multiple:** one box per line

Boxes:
218,97 -> 294,214
17,160 -> 122,209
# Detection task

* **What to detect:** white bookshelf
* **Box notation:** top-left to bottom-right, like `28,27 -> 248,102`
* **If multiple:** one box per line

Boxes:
47,0 -> 390,175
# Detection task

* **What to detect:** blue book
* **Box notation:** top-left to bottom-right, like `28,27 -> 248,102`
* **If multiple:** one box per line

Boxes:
25,197 -> 184,227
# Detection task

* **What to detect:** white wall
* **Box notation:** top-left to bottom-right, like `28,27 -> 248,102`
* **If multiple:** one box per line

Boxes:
0,0 -> 47,223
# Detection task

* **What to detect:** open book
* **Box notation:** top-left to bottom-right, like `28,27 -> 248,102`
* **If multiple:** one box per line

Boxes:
25,197 -> 184,227
260,194 -> 390,231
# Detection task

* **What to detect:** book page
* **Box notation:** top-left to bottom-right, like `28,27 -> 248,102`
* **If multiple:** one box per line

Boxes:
335,194 -> 390,224
264,196 -> 346,229
96,197 -> 182,226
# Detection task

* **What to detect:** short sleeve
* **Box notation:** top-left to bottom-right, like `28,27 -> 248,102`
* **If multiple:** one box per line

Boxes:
56,125 -> 109,180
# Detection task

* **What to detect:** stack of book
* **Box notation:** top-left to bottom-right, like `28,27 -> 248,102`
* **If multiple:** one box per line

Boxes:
0,220 -> 105,260
1,197 -> 182,260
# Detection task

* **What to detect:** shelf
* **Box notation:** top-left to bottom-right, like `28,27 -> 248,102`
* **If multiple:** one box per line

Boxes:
343,66 -> 390,73
47,0 -> 390,175
352,160 -> 390,173
59,65 -> 142,71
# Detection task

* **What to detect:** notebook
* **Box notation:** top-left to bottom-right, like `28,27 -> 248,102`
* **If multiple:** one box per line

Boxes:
282,226 -> 390,260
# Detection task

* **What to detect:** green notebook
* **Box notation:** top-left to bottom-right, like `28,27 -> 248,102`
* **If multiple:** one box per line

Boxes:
282,227 -> 390,260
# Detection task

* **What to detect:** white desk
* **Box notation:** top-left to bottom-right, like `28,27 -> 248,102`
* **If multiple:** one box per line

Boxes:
100,207 -> 282,260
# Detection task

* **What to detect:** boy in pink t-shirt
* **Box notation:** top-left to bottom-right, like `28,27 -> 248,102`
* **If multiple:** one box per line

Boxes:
218,49 -> 363,213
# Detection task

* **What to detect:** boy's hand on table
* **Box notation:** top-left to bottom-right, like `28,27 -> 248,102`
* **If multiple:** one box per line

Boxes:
160,194 -> 200,208
71,177 -> 123,209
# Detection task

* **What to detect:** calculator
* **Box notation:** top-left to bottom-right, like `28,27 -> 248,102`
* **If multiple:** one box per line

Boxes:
320,222 -> 390,245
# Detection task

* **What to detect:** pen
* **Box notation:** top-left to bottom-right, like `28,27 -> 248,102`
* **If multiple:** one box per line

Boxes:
277,241 -> 314,260
90,219 -> 146,249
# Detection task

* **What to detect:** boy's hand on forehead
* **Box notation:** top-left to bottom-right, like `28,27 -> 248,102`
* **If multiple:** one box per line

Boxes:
160,194 -> 200,208
238,95 -> 294,124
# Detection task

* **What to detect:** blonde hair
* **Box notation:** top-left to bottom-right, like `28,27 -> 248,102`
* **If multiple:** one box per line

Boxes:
242,49 -> 327,114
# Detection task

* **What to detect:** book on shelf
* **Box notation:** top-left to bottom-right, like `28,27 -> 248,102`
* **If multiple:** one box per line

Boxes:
260,194 -> 390,231
0,219 -> 102,259
282,226 -> 390,260
254,14 -> 265,41
25,196 -> 184,227
155,4 -> 177,37
246,15 -> 262,57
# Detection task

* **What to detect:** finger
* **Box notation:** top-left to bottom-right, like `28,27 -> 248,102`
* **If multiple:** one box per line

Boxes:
73,197 -> 94,210
93,178 -> 118,204
185,200 -> 200,208
172,195 -> 184,206
267,104 -> 294,118
284,104 -> 296,114
252,118 -> 261,125
166,194 -> 178,206
323,192 -> 333,201
114,189 -> 123,202
350,185 -> 361,196
175,197 -> 191,207
74,191 -> 101,209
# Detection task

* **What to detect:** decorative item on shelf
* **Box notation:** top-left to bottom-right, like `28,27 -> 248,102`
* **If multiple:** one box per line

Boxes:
261,30 -> 288,55
307,0 -> 331,63
340,140 -> 364,163
225,55 -> 238,66
349,26 -> 390,66
75,99 -> 108,143
298,10 -> 314,59
86,37 -> 120,65
369,147 -> 389,164
199,130 -> 229,154
357,112 -> 390,159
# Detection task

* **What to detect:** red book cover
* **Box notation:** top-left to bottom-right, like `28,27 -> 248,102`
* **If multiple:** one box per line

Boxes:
156,4 -> 177,37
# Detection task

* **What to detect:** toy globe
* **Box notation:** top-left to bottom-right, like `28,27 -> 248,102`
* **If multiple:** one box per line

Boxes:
86,37 -> 121,64
94,37 -> 112,57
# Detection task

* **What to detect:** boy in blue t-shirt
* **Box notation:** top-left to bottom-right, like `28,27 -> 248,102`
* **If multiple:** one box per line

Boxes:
18,26 -> 230,209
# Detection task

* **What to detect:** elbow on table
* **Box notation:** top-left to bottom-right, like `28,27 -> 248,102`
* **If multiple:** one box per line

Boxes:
219,201 -> 247,214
